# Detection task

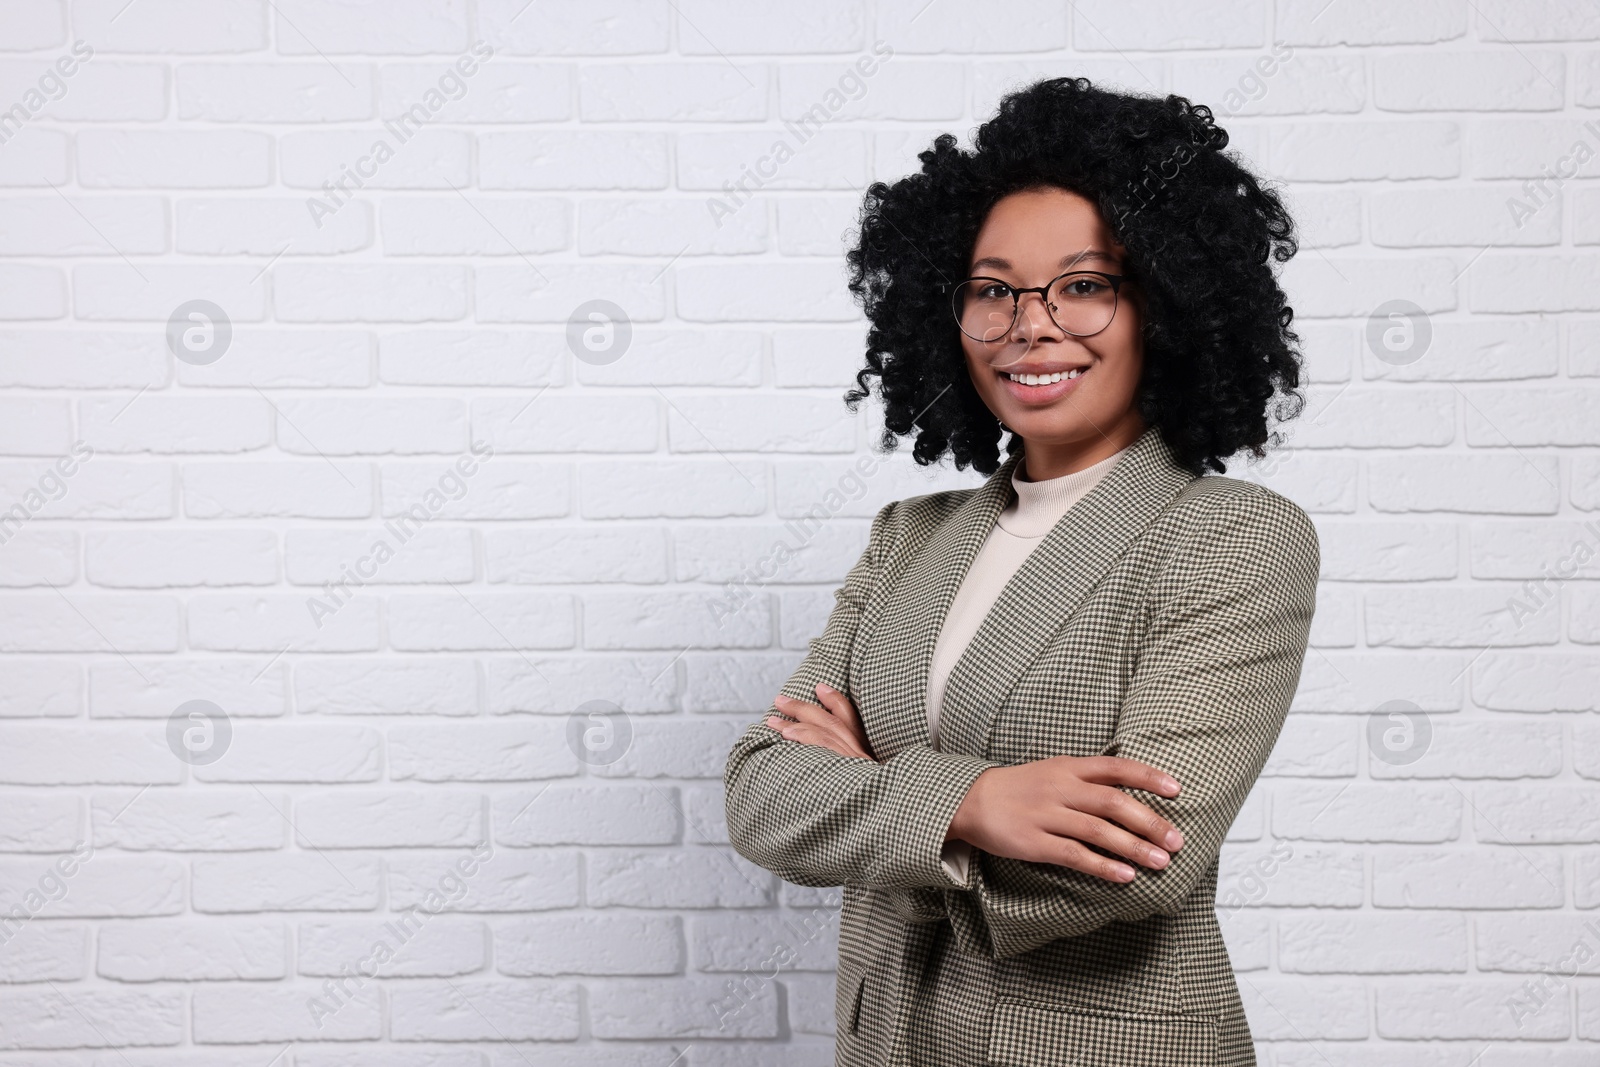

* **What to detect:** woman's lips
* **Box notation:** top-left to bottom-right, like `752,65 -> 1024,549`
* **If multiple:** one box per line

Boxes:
996,365 -> 1088,404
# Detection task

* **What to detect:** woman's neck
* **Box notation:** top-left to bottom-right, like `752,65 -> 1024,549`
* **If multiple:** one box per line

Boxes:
1018,416 -> 1147,482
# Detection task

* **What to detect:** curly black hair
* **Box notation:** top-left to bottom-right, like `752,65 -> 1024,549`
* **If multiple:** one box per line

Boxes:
843,76 -> 1305,477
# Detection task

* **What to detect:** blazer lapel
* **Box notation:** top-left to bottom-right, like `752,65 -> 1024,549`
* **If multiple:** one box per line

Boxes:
852,452 -> 1021,759
935,425 -> 1198,759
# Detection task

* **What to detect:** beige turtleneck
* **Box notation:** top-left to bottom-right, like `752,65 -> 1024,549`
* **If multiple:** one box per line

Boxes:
931,444 -> 1131,884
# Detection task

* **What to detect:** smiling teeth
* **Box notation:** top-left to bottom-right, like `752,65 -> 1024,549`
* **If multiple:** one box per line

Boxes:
1006,369 -> 1084,385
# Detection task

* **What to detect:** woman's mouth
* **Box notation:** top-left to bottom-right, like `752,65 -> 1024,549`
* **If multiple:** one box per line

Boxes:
997,364 -> 1088,402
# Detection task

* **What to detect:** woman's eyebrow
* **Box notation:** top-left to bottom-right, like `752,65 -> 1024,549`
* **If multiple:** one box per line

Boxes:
969,248 -> 1121,273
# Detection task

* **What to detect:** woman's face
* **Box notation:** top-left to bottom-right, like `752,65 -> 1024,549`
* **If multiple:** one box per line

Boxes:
957,185 -> 1147,474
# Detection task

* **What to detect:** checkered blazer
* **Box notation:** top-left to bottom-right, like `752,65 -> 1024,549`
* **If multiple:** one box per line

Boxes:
723,424 -> 1320,1067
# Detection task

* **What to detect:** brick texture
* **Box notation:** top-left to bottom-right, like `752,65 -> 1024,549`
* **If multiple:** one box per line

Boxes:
0,0 -> 1596,1062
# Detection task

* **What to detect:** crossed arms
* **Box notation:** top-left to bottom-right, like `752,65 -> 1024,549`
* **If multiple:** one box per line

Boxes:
722,489 -> 1319,959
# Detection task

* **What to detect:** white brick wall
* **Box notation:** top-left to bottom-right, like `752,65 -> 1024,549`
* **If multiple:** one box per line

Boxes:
0,0 -> 1597,1062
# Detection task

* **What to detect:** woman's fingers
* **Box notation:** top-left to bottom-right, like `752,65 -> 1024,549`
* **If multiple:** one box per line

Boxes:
763,716 -> 869,760
765,716 -> 823,745
1061,756 -> 1185,849
1038,806 -> 1171,870
776,686 -> 859,726
1043,836 -> 1137,883
1076,784 -> 1185,852
1041,766 -> 1184,853
813,683 -> 860,724
814,685 -> 876,761
771,688 -> 877,762
951,758 -> 1188,875
772,693 -> 828,725
1076,754 -> 1181,798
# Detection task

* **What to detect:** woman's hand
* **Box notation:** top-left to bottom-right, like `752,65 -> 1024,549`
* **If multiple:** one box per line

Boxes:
764,691 -> 1182,883
765,683 -> 878,762
947,755 -> 1185,883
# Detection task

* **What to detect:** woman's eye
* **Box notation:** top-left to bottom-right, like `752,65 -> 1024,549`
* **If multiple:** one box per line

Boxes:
1061,277 -> 1106,297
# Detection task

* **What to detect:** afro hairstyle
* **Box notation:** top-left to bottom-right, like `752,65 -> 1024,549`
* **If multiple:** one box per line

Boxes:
843,75 -> 1306,476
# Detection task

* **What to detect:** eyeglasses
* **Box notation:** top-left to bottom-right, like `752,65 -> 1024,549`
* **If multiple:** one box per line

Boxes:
941,269 -> 1125,343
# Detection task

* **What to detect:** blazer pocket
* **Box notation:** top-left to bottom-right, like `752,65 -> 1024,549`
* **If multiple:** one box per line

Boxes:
834,963 -> 866,1037
987,999 -> 1218,1067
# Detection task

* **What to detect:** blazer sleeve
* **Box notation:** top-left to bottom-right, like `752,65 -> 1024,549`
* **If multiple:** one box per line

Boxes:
945,487 -> 1320,960
722,499 -> 1003,892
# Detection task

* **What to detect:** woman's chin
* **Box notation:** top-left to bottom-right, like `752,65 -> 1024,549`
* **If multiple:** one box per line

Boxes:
999,416 -> 1095,448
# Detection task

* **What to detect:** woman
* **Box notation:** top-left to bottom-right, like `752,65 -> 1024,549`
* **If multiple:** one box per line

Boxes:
723,76 -> 1318,1067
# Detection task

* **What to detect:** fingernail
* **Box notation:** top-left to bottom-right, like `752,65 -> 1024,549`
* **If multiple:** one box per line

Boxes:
816,682 -> 835,693
1165,830 -> 1184,850
765,716 -> 782,728
1161,777 -> 1180,793
1148,849 -> 1169,868
1114,865 -> 1136,882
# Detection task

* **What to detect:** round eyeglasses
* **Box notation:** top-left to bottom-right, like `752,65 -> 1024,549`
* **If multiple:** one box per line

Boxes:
942,270 -> 1125,343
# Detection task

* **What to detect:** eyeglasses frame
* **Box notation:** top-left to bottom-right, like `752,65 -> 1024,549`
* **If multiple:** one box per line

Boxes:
940,268 -> 1126,340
